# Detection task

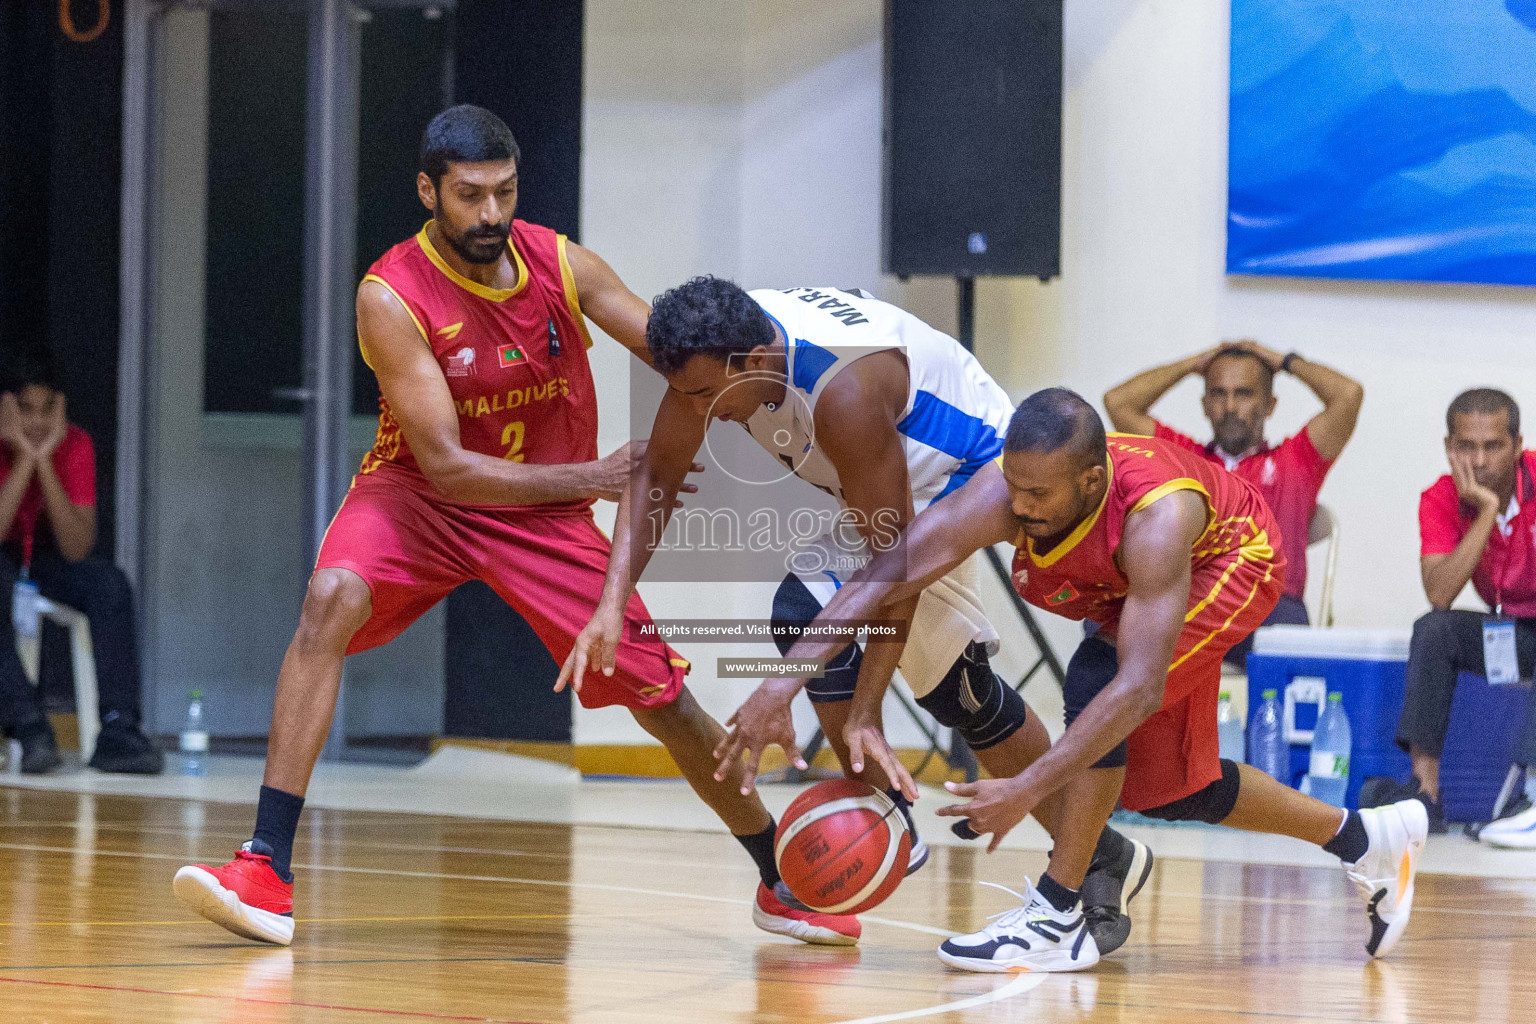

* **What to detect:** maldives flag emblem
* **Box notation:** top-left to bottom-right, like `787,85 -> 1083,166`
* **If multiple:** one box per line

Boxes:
497,343 -> 527,368
1047,583 -> 1079,605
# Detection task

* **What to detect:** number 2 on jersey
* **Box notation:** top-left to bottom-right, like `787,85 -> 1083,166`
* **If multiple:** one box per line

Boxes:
502,421 -> 526,462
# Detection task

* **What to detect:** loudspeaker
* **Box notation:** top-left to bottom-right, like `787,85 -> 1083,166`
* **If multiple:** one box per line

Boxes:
883,0 -> 1062,280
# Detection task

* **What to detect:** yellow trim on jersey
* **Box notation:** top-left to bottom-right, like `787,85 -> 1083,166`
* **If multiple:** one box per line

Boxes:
1130,478 -> 1211,516
1026,455 -> 1115,568
1169,543 -> 1276,672
556,235 -> 596,350
415,221 -> 529,302
360,273 -> 429,369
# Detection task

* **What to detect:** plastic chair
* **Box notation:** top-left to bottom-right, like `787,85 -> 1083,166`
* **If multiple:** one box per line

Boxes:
1308,504 -> 1340,628
14,597 -> 101,758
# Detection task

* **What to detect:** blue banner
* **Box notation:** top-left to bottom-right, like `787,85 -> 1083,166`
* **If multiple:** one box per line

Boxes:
1228,0 -> 1536,286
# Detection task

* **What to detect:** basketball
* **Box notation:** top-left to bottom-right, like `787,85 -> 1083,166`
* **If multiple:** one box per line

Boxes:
774,779 -> 912,915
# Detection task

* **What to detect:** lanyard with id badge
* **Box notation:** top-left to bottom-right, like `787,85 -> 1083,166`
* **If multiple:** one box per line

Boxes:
1483,617 -> 1521,685
1483,472 -> 1531,686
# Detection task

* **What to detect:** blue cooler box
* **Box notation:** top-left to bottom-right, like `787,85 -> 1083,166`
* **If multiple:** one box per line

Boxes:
1439,671 -> 1532,823
1246,626 -> 1413,810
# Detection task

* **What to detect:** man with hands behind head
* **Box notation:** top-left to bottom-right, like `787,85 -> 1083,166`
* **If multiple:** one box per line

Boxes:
1105,340 -> 1363,658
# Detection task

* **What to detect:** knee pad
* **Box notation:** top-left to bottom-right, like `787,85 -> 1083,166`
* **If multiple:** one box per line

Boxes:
915,642 -> 1029,750
1063,637 -> 1128,768
1140,758 -> 1242,824
771,574 -> 861,704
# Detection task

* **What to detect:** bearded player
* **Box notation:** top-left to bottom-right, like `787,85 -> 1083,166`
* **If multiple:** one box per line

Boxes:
171,106 -> 850,947
738,388 -> 1428,972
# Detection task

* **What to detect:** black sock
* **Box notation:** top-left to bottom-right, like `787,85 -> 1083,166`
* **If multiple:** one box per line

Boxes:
253,785 -> 305,882
1037,872 -> 1079,913
1089,826 -> 1130,871
887,788 -> 915,828
1323,810 -> 1369,864
735,820 -> 781,889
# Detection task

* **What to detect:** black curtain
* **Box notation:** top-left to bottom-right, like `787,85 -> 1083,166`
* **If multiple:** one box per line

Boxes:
0,1 -> 123,558
452,0 -> 583,239
442,0 -> 584,743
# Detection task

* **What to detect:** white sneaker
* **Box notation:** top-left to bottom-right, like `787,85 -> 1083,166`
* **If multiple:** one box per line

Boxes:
1478,800 -> 1536,848
937,880 -> 1099,973
1343,799 -> 1428,958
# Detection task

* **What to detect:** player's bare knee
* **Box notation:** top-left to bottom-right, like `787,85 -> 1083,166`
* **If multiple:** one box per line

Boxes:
295,570 -> 371,652
630,688 -> 696,742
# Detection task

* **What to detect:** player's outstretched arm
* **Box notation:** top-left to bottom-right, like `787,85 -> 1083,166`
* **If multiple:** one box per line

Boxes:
937,489 -> 1204,849
714,463 -> 1017,790
358,280 -> 643,506
715,351 -> 921,795
812,353 -> 919,797
564,241 -> 656,368
556,388 -> 709,694
785,461 -> 1018,665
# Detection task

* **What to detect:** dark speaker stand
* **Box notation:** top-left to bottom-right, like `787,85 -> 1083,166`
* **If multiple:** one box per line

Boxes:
950,276 -> 1067,779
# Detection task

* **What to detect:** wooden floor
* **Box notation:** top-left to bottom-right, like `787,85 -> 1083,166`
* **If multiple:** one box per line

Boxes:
0,787 -> 1532,1023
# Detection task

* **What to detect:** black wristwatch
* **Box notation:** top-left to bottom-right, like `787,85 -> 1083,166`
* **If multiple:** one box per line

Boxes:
1280,352 -> 1301,373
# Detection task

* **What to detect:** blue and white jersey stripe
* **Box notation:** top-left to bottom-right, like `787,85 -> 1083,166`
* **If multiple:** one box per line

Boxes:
744,287 -> 1014,512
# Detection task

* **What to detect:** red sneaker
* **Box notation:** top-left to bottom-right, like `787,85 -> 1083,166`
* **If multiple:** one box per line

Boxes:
173,841 -> 295,945
752,882 -> 861,946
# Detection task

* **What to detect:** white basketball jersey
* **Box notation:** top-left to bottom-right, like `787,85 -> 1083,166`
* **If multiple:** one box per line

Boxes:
743,287 -> 1014,511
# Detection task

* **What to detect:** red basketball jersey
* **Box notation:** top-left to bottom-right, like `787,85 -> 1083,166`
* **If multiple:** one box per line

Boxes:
1009,434 -> 1285,630
359,220 -> 599,511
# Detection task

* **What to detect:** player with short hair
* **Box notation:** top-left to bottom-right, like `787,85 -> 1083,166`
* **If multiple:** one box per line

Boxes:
561,278 -> 1152,952
748,387 -> 1428,972
172,106 -> 849,948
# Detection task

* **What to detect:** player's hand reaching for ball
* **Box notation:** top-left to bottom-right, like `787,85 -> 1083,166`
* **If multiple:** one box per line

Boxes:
557,602 -> 626,694
935,776 -> 1034,853
713,678 -> 806,795
844,711 -> 918,803
588,440 -> 705,505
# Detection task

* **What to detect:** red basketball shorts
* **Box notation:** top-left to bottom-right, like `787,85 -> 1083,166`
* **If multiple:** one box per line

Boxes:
1119,542 -> 1283,811
315,466 -> 686,711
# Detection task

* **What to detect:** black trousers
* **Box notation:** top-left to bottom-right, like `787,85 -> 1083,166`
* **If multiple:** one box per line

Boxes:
0,549 -> 144,732
1395,608 -> 1536,765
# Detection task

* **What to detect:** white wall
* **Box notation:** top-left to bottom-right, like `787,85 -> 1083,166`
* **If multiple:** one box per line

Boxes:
575,0 -> 1536,748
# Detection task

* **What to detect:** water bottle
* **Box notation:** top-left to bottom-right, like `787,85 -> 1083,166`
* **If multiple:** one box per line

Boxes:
179,690 -> 209,777
1217,691 -> 1245,762
1247,688 -> 1288,784
12,576 -> 40,639
1307,692 -> 1352,807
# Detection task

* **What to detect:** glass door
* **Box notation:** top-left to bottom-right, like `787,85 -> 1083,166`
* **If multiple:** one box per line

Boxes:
127,0 -> 454,757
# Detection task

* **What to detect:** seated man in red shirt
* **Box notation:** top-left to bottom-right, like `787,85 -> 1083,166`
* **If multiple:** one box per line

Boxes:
0,351 -> 163,774
1363,389 -> 1536,840
1104,341 -> 1363,662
